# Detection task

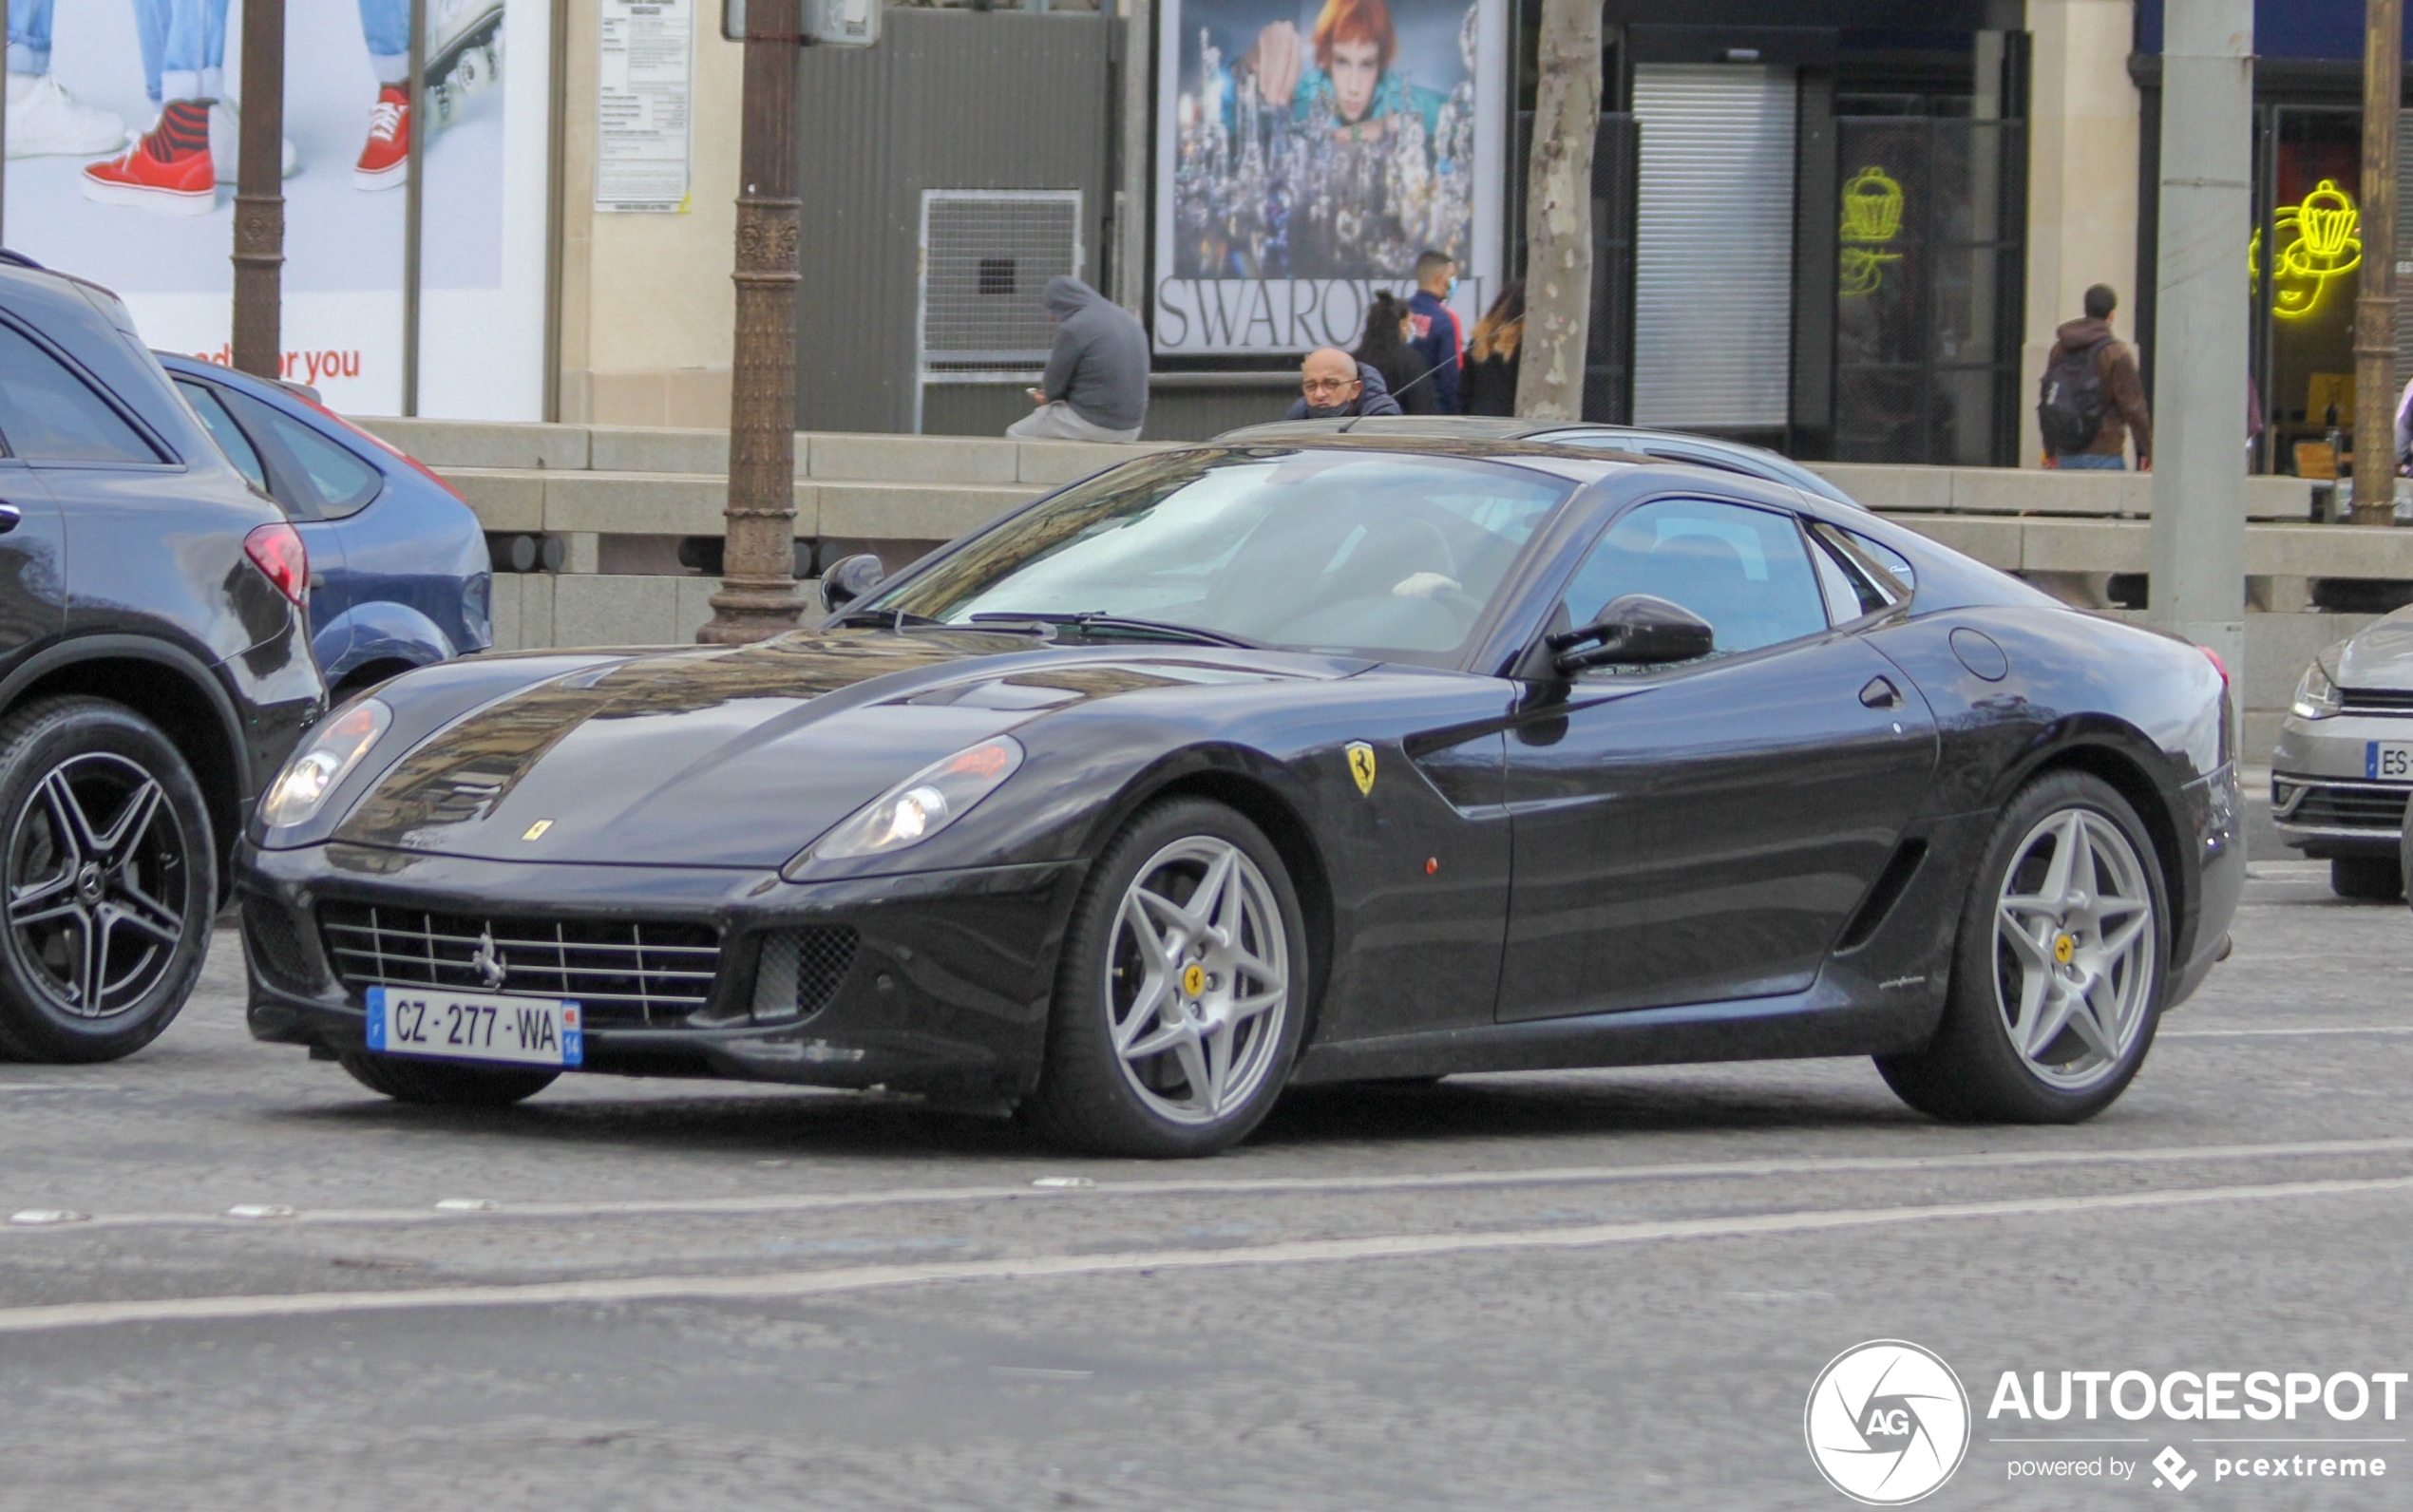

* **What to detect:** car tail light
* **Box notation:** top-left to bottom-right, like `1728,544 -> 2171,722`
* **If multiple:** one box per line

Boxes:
2199,645 -> 2230,692
244,522 -> 308,606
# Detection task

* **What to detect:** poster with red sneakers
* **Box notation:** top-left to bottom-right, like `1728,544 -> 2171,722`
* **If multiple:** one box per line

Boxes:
2,0 -> 544,420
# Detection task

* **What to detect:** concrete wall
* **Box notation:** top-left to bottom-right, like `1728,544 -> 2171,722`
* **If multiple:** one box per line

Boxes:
2020,0 -> 2145,468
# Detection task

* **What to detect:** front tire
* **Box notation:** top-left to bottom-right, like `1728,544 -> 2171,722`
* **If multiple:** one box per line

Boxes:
0,697 -> 215,1064
2329,856 -> 2403,902
1024,798 -> 1309,1157
337,1050 -> 559,1107
1877,771 -> 2168,1124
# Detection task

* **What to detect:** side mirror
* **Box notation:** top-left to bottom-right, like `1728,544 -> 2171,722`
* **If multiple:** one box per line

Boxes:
819,553 -> 886,614
1545,594 -> 1715,675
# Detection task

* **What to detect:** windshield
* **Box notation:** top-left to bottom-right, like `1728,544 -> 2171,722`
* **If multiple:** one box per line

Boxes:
866,449 -> 1575,662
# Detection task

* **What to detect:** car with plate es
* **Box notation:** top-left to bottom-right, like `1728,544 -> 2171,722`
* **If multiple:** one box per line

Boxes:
238,437 -> 2238,1155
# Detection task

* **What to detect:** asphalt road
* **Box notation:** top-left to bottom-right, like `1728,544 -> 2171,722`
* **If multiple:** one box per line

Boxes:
1,860 -> 2409,1511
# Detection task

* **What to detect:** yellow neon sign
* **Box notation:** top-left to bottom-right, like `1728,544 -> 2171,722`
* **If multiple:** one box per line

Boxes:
2255,179 -> 2363,321
1838,166 -> 1904,299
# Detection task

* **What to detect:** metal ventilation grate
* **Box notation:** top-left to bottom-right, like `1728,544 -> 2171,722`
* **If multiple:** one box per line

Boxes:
750,926 -> 861,1022
918,190 -> 1084,366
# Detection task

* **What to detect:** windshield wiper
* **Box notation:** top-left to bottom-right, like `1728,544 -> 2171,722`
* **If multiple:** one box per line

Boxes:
825,610 -> 945,632
968,611 -> 1261,649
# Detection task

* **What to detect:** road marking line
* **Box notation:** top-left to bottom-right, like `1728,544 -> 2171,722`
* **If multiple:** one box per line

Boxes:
2163,1026 -> 2413,1038
2,1172 -> 2407,1335
14,1135 -> 2413,1236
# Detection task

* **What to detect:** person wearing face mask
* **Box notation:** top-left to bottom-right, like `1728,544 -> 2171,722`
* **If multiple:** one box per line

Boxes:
1282,347 -> 1403,420
1355,291 -> 1435,416
1404,249 -> 1463,415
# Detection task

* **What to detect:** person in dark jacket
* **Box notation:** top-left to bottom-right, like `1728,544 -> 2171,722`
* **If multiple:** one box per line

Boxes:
1283,347 -> 1404,419
1354,292 -> 1435,415
1008,275 -> 1150,442
1459,280 -> 1523,416
2042,284 -> 2151,470
1404,248 -> 1462,414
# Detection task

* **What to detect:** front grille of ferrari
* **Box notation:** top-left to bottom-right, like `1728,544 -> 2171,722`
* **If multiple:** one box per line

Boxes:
318,903 -> 722,1027
2273,780 -> 2412,831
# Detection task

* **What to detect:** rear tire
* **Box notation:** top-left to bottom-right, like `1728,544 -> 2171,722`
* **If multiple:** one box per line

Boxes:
0,697 -> 215,1064
1877,771 -> 2168,1124
337,1050 -> 559,1107
2329,856 -> 2404,902
1023,798 -> 1309,1158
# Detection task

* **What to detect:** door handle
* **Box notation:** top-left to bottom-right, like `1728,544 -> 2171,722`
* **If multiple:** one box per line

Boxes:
0,502 -> 21,536
1859,675 -> 1901,709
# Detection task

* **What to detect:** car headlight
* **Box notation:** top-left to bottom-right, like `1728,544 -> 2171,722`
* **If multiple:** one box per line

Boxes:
2291,660 -> 2343,720
789,736 -> 1024,871
260,699 -> 392,829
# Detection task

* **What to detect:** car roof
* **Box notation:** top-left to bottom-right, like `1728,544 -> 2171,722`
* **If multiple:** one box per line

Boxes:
1174,432 -> 1648,486
1216,416 -> 1861,508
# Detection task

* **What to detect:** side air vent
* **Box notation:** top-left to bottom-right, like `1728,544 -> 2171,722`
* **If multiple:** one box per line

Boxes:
750,926 -> 861,1023
1835,839 -> 1929,954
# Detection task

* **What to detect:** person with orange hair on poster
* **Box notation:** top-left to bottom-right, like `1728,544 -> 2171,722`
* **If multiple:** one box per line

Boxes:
1244,0 -> 1447,143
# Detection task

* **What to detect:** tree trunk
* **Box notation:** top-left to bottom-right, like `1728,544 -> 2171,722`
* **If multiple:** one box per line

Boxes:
1513,0 -> 1602,421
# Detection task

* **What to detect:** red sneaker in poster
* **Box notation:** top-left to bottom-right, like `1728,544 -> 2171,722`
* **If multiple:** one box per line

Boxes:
78,101 -> 215,216
354,85 -> 410,191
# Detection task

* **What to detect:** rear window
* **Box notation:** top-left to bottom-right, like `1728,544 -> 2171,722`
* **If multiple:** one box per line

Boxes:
221,387 -> 383,518
0,323 -> 158,464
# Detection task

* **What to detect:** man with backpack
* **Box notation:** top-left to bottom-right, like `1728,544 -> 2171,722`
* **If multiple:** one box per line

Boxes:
2038,284 -> 2152,470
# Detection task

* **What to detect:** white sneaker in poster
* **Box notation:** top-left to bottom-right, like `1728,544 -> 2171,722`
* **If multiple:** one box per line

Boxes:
6,72 -> 131,160
204,99 -> 300,184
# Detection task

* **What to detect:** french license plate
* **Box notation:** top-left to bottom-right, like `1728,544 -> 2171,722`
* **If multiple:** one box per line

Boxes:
365,986 -> 582,1068
2368,742 -> 2413,780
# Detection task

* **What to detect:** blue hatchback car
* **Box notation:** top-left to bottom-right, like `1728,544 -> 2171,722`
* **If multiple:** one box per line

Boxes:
156,353 -> 491,698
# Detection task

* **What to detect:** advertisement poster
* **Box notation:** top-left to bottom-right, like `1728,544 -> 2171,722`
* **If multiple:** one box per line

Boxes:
1,0 -> 551,419
1152,0 -> 1504,354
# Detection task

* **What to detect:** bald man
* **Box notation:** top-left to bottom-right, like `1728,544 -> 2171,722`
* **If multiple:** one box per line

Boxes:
1282,347 -> 1404,420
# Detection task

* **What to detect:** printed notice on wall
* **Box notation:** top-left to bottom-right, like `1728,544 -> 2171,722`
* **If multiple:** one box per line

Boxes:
597,0 -> 695,212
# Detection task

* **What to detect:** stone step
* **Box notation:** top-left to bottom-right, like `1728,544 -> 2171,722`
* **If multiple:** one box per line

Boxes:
438,468 -> 1042,539
367,415 -> 1168,487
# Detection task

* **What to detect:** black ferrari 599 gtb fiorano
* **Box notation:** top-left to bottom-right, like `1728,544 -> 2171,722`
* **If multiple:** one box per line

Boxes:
238,438 -> 2238,1156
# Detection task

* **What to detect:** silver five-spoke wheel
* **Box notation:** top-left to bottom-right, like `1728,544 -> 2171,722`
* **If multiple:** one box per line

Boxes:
1993,806 -> 2156,1090
7,752 -> 190,1020
1106,835 -> 1292,1125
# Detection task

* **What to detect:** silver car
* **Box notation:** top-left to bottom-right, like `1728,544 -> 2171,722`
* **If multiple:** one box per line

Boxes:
2272,614 -> 2413,898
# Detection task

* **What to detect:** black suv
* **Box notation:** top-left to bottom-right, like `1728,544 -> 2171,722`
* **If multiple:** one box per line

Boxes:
0,254 -> 324,1061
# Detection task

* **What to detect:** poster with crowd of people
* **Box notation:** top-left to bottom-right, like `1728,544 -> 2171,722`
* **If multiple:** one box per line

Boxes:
1,0 -> 549,419
1152,0 -> 1504,354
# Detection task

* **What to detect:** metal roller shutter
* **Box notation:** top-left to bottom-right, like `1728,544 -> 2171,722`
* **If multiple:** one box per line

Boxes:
1630,64 -> 1798,428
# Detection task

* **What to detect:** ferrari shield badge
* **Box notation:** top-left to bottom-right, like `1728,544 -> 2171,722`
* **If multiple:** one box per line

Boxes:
1345,742 -> 1378,796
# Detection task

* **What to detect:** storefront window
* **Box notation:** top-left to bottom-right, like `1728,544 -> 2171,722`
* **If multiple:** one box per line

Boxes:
2259,108 -> 2363,475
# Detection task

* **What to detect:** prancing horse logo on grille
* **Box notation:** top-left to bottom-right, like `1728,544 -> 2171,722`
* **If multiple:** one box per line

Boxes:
468,926 -> 507,990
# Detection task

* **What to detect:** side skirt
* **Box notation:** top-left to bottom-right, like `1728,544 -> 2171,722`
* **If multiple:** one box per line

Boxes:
1288,980 -> 1938,1085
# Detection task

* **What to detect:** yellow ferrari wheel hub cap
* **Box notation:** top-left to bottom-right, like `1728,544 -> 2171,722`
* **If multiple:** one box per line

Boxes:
2053,934 -> 2076,965
1182,962 -> 1207,997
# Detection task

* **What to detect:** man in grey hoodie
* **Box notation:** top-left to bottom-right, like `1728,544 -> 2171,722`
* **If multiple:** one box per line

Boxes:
1008,276 -> 1150,442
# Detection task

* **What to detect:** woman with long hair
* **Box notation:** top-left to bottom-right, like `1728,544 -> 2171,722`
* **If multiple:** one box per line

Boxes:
1355,291 -> 1436,415
1460,280 -> 1524,416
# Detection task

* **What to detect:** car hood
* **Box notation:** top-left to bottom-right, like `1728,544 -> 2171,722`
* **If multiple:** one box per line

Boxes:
332,630 -> 1340,868
2335,611 -> 2413,690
